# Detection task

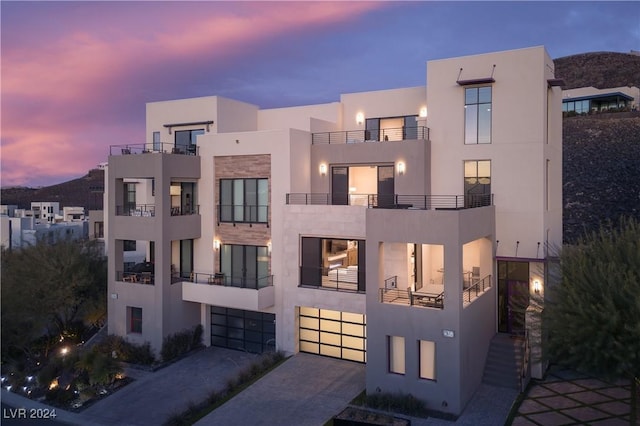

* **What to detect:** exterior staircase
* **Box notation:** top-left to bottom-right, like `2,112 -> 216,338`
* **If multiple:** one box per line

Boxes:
482,333 -> 527,390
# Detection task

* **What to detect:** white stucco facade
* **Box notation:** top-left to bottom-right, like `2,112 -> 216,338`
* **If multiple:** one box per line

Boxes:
106,46 -> 562,416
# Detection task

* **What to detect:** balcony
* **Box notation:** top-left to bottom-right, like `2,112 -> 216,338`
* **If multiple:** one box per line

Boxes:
286,193 -> 493,210
109,142 -> 198,156
182,273 -> 275,310
217,204 -> 269,225
116,270 -> 154,285
463,275 -> 492,307
299,266 -> 364,293
378,274 -> 493,309
116,204 -> 156,217
312,126 -> 429,144
379,287 -> 444,309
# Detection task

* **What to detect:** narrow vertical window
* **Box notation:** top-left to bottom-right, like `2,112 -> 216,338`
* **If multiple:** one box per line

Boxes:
388,335 -> 405,375
129,307 -> 142,333
465,86 -> 492,144
419,340 -> 436,380
153,131 -> 161,151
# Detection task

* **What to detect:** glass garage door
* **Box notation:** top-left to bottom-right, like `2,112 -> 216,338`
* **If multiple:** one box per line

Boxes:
299,307 -> 366,363
210,306 -> 275,354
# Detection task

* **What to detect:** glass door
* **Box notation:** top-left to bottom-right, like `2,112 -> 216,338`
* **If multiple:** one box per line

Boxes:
498,260 -> 530,334
332,167 -> 349,205
377,165 -> 395,208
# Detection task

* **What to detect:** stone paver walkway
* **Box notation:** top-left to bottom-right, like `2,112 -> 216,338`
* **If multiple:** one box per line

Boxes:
511,366 -> 633,425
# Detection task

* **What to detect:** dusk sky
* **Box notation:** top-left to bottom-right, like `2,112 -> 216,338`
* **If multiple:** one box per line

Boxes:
1,1 -> 638,188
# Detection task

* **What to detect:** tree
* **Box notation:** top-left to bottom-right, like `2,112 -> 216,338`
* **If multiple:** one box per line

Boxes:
545,217 -> 640,424
1,238 -> 107,362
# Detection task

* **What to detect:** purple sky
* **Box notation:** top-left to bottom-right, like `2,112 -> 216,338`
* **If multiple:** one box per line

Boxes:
2,1 -> 638,188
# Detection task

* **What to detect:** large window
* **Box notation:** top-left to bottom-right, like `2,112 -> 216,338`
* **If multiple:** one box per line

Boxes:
465,86 -> 492,144
220,244 -> 269,289
219,178 -> 268,223
300,237 -> 365,292
129,307 -> 142,333
175,129 -> 204,154
388,335 -> 405,375
464,160 -> 491,207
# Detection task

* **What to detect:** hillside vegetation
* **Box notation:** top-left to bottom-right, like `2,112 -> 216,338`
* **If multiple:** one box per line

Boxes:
563,113 -> 640,243
554,51 -> 640,90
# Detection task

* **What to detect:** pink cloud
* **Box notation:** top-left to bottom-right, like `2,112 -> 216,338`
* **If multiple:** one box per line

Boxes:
1,2 -> 386,187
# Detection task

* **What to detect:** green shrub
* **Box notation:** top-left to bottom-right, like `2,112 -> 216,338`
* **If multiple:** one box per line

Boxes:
93,335 -> 155,365
160,325 -> 202,363
365,392 -> 428,417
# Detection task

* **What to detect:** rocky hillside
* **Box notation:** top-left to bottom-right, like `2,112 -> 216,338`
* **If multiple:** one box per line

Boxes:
563,113 -> 640,243
0,169 -> 104,211
554,51 -> 640,90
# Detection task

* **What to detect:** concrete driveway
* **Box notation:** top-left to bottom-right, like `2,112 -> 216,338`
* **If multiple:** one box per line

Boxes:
195,353 -> 366,426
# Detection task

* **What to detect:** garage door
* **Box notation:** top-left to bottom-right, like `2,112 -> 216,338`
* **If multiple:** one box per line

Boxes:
299,307 -> 366,363
211,306 -> 275,354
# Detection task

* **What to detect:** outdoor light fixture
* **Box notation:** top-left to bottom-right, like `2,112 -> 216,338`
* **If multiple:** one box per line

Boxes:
356,112 -> 364,125
419,106 -> 428,117
397,162 -> 405,176
319,163 -> 327,176
533,280 -> 541,294
267,241 -> 272,254
213,239 -> 220,250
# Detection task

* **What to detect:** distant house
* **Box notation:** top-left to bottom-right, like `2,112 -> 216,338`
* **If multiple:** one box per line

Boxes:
562,85 -> 639,114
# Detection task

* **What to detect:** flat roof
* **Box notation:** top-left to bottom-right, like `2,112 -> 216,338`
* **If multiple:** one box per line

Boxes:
563,92 -> 633,103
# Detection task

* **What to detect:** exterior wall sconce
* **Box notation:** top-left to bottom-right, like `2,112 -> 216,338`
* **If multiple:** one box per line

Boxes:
356,112 -> 364,125
319,163 -> 327,176
213,239 -> 220,250
419,107 -> 428,118
533,279 -> 541,294
396,162 -> 405,176
267,241 -> 272,254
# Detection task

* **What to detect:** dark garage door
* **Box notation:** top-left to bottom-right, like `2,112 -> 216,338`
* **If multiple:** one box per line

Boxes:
211,306 -> 275,354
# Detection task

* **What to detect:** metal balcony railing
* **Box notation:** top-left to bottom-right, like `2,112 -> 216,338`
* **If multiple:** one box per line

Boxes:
117,271 -> 154,285
185,272 -> 273,290
312,126 -> 429,144
379,287 -> 444,309
116,204 -> 156,217
217,204 -> 269,224
286,193 -> 493,210
109,142 -> 199,156
463,274 -> 492,304
170,205 -> 200,216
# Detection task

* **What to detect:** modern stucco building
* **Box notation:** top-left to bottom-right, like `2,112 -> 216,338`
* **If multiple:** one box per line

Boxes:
106,45 -> 562,415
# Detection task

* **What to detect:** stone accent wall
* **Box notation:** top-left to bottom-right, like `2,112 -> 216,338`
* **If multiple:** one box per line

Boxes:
214,154 -> 271,271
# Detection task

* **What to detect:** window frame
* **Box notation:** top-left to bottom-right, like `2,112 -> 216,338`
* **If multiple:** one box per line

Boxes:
464,86 -> 492,144
129,307 -> 142,334
219,178 -> 268,224
388,335 -> 406,375
418,340 -> 437,381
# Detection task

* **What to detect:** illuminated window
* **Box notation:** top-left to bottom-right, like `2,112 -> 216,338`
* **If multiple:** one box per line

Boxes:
388,335 -> 405,375
419,340 -> 436,380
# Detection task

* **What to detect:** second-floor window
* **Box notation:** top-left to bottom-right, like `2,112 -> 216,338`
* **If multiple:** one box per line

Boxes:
464,86 -> 492,144
219,178 -> 268,223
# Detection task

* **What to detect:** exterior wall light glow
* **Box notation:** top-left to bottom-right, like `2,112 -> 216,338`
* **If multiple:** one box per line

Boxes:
213,239 -> 220,250
267,241 -> 272,254
319,163 -> 327,176
397,162 -> 405,176
356,112 -> 364,125
419,107 -> 428,117
533,279 -> 541,294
